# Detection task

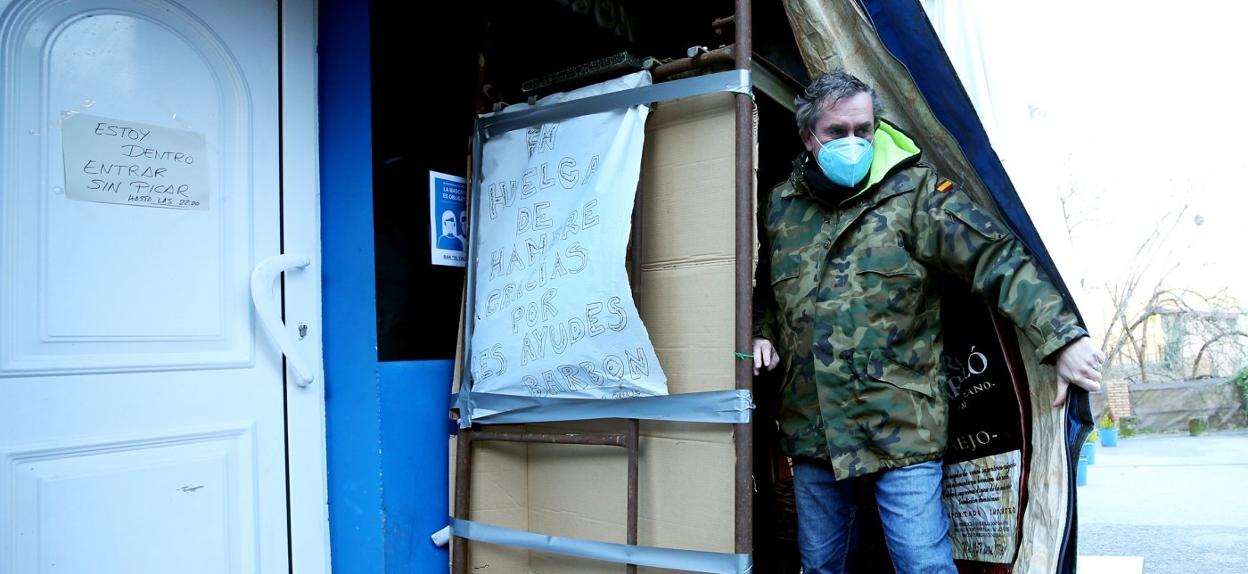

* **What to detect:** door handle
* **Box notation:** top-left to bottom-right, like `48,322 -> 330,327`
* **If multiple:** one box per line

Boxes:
250,254 -> 316,387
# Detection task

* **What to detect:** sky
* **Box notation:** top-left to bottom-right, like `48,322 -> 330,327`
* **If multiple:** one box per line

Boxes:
925,0 -> 1248,339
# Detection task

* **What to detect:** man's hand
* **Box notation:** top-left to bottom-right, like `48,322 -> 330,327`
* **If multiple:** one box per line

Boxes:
752,338 -> 781,376
1053,337 -> 1105,407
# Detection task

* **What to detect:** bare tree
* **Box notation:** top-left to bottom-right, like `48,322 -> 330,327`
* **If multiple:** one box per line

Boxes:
1054,171 -> 1246,383
1096,206 -> 1189,383
1186,311 -> 1248,379
1081,204 -> 1246,383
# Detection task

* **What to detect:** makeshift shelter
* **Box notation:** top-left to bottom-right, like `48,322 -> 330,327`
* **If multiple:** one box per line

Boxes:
434,2 -> 1092,573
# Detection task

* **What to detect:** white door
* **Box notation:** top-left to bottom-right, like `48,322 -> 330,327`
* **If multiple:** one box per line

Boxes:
0,1 -> 327,573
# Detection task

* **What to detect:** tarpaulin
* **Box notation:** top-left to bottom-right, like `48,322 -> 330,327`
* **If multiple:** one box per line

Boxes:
779,1 -> 1093,572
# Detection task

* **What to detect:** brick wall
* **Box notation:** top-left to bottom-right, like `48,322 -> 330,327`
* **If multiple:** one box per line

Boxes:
1105,380 -> 1132,419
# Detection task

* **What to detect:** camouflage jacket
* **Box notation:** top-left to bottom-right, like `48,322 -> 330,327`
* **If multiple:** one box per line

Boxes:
754,121 -> 1086,479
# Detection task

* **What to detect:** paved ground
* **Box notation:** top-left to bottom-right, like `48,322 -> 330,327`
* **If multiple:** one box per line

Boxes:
1076,430 -> 1248,573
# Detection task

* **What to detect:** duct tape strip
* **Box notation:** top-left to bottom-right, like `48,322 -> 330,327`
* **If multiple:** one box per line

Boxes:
480,69 -> 752,138
456,389 -> 753,428
451,518 -> 753,574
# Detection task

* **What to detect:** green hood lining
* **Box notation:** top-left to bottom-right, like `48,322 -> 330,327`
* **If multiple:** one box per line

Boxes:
864,120 -> 921,190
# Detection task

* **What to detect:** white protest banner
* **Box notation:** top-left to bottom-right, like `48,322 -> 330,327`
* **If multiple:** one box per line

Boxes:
470,72 -> 667,399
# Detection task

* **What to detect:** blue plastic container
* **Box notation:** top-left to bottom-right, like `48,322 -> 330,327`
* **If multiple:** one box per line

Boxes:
1100,428 -> 1119,447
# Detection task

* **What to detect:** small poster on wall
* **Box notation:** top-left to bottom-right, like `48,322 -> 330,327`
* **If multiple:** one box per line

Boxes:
430,171 -> 467,267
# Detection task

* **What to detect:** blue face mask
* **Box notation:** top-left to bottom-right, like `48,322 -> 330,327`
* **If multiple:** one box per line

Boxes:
814,135 -> 874,187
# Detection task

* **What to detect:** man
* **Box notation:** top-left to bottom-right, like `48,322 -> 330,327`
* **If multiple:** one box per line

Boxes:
437,209 -> 464,251
751,71 -> 1104,573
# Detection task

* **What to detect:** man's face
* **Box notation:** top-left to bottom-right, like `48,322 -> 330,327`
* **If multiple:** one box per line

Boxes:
801,91 -> 876,156
459,211 -> 467,236
442,214 -> 456,236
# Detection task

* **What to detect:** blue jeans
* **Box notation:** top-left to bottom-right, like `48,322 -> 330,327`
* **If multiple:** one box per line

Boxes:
793,460 -> 956,574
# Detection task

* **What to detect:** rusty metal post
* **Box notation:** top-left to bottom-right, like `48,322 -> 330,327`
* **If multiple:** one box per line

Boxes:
452,429 -> 472,574
626,419 -> 640,574
733,0 -> 755,559
627,176 -> 644,574
651,46 -> 735,82
471,430 -> 628,447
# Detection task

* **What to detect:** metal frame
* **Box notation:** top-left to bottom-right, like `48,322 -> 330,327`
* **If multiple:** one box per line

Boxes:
453,424 -> 642,573
732,0 -> 755,558
453,2 -> 754,570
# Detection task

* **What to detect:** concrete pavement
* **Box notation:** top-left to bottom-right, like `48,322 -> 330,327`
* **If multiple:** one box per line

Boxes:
1076,430 -> 1248,573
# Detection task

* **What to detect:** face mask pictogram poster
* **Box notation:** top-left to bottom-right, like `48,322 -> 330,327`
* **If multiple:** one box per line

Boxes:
430,171 -> 468,267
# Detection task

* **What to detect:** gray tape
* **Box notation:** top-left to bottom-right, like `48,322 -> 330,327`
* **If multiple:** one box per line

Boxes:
454,385 -> 474,426
451,518 -> 752,574
457,389 -> 753,428
480,69 -> 751,137
460,117 -> 484,409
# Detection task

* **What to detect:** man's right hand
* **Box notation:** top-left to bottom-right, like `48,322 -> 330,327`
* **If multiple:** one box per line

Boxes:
752,338 -> 780,376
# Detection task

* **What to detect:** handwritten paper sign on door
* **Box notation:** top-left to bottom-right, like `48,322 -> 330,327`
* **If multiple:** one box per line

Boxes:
62,114 -> 210,210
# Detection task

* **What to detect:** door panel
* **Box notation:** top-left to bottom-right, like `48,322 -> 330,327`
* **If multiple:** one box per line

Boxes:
0,1 -> 288,572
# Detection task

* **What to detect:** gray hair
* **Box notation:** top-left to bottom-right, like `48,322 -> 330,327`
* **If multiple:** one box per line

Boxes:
794,71 -> 883,133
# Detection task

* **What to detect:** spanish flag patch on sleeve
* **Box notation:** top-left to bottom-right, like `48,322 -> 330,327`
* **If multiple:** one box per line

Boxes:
935,178 -> 956,193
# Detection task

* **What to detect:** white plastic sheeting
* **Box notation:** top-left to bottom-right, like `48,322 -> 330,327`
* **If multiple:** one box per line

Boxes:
470,72 -> 669,400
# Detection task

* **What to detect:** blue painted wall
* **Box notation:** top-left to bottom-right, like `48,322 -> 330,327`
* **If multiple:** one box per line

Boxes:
320,1 -> 454,572
319,0 -> 384,571
379,361 -> 456,571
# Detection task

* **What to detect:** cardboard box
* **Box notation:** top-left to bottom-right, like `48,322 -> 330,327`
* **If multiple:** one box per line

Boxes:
452,91 -> 745,573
